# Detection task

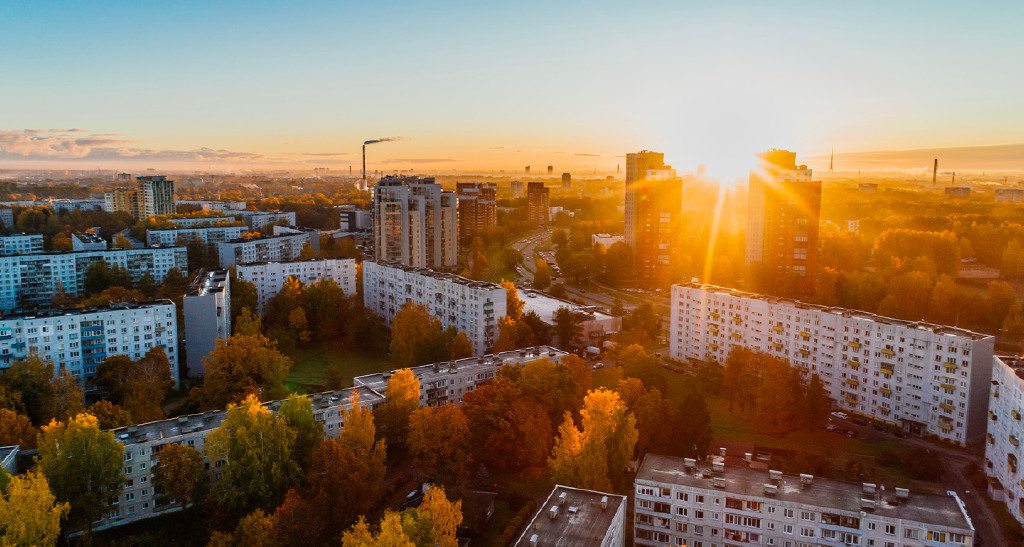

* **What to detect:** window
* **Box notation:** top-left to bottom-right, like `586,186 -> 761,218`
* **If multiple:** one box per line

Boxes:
696,510 -> 704,519
885,525 -> 896,536
903,530 -> 919,540
677,492 -> 689,501
676,523 -> 687,532
784,525 -> 793,534
800,528 -> 815,538
783,509 -> 794,518
638,486 -> 656,496
801,511 -> 815,521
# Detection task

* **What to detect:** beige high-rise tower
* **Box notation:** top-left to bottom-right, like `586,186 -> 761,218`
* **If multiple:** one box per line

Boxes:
624,151 -> 665,250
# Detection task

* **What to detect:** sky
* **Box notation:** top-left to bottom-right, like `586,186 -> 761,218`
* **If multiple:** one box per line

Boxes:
2,0 -> 1023,179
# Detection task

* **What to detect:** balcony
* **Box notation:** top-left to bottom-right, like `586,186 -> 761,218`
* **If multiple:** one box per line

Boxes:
848,341 -> 861,349
800,332 -> 811,340
845,379 -> 859,387
709,343 -> 719,351
1011,435 -> 1020,448
1013,410 -> 1021,421
731,333 -> 742,340
940,383 -> 955,391
879,387 -> 892,395
799,349 -> 810,357
939,403 -> 954,411
878,407 -> 891,415
943,361 -> 958,372
709,326 -> 719,334
845,395 -> 859,405
772,342 -> 783,350
710,312 -> 720,319
881,349 -> 895,357
938,422 -> 953,432
732,316 -> 742,324
880,365 -> 894,375
988,433 -> 995,445
772,325 -> 784,333
847,361 -> 860,369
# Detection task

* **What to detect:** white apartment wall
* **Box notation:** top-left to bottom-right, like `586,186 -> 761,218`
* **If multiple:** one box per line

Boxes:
236,258 -> 357,313
215,233 -> 314,268
146,226 -> 246,246
0,234 -> 43,255
670,284 -> 993,445
985,356 -> 1024,526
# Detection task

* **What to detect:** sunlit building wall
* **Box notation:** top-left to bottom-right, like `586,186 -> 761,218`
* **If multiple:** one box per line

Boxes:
527,182 -> 549,226
635,168 -> 682,286
624,151 -> 665,252
371,176 -> 457,269
985,355 -> 1024,526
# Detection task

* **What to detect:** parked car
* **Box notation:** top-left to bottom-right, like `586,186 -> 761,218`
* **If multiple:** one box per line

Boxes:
871,423 -> 888,432
592,363 -> 604,369
893,430 -> 909,439
851,417 -> 867,426
830,412 -> 849,420
825,424 -> 837,432
845,430 -> 857,438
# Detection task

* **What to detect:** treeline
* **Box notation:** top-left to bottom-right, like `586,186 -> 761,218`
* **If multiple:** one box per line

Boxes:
2,207 -> 135,250
722,347 -> 831,430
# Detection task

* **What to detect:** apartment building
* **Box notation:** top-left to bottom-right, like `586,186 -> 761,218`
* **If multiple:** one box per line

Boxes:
633,164 -> 683,286
945,187 -> 971,198
514,485 -> 626,547
746,149 -> 821,295
216,229 -> 319,268
236,258 -> 356,313
511,180 -> 524,197
175,200 -> 248,211
527,182 -> 549,226
0,207 -> 12,227
146,226 -> 247,246
363,260 -> 505,356
670,283 -> 994,445
456,182 -> 497,241
0,301 -> 179,391
183,270 -> 230,377
985,355 -> 1024,526
338,207 -> 371,232
634,454 -> 974,547
520,289 -> 622,346
0,234 -> 43,255
995,189 -> 1024,203
72,233 -> 107,251
104,176 -> 175,219
625,151 -> 665,251
372,176 -> 458,268
0,247 -> 187,312
235,210 -> 296,230
167,215 -> 235,228
354,345 -> 567,407
93,385 -> 384,532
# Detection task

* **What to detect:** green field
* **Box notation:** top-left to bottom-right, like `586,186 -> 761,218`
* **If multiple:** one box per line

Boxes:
285,339 -> 393,392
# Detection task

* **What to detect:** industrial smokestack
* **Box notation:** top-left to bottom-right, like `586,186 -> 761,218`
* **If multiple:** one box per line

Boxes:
933,159 -> 938,185
362,144 -> 366,191
362,137 -> 404,191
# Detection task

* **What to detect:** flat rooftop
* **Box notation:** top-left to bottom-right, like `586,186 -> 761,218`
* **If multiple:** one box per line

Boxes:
678,283 -> 991,341
368,260 -> 501,291
521,290 -> 614,323
636,454 -> 972,531
0,300 -> 175,321
236,257 -> 354,268
514,486 -> 625,547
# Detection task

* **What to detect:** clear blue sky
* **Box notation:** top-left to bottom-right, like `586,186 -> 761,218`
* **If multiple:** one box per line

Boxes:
2,0 -> 1022,178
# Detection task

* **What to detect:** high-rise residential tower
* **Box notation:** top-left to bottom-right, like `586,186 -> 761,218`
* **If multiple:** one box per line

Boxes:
745,149 -> 820,295
561,172 -> 571,190
633,166 -> 682,286
455,182 -> 497,241
624,151 -> 665,250
511,180 -> 524,197
372,176 -> 458,268
527,182 -> 549,226
103,176 -> 175,219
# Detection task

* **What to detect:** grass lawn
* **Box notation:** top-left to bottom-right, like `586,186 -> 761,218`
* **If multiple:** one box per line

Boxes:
285,339 -> 393,392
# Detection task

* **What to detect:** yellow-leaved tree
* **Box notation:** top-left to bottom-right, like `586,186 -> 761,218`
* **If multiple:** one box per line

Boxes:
373,368 -> 421,454
342,512 -> 414,547
0,469 -> 69,547
549,388 -> 637,492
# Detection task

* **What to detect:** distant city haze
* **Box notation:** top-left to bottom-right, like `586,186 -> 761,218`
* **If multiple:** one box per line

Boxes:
2,1 -> 1023,179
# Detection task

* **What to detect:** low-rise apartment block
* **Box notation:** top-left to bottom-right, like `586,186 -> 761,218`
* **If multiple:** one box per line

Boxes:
355,346 -> 567,407
0,234 -> 43,255
236,210 -> 296,229
216,229 -> 319,268
236,258 -> 356,313
72,232 -> 107,251
175,200 -> 248,211
363,260 -> 505,355
146,226 -> 248,246
634,454 -> 973,547
520,289 -> 622,346
670,283 -> 994,445
183,270 -> 230,377
0,301 -> 179,391
995,189 -> 1024,203
514,485 -> 626,547
985,354 -> 1024,526
0,247 -> 187,312
167,215 -> 235,228
94,385 -> 384,532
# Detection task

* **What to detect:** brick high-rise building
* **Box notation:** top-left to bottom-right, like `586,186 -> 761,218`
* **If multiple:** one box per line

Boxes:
745,149 -> 821,295
634,166 -> 682,286
561,172 -> 571,190
624,151 -> 665,250
456,182 -> 497,241
527,182 -> 549,226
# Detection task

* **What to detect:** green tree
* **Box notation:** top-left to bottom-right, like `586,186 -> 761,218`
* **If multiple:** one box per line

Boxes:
85,400 -> 132,430
0,470 -> 69,547
985,281 -> 1018,332
279,394 -> 323,473
0,355 -> 57,426
158,267 -> 189,299
553,307 -> 585,350
552,229 -> 568,247
206,394 -> 301,510
518,357 -> 586,425
668,389 -> 713,460
802,374 -> 831,430
299,242 -> 317,260
153,443 -> 208,509
37,413 -> 125,531
137,272 -> 158,298
500,248 -> 523,272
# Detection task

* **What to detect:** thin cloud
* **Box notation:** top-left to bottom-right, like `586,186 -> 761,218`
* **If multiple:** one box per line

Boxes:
283,152 -> 351,156
381,158 -> 462,164
485,146 -> 506,150
574,153 -> 602,157
0,129 -> 135,158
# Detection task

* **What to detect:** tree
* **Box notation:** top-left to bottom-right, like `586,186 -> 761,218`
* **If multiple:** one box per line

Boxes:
802,374 -> 831,430
274,489 -> 327,547
234,307 -> 264,337
299,242 -> 317,260
342,512 -> 414,547
158,267 -> 189,299
288,308 -> 312,343
877,271 -> 933,320
231,278 -> 259,329
407,405 -> 471,487
0,470 -> 69,547
927,274 -> 960,326
1004,303 -> 1024,345
389,303 -> 446,369
616,378 -> 672,459
610,299 -> 625,317
85,400 -> 132,430
114,233 -> 134,249
469,249 -> 489,280
668,389 -> 713,460
47,369 -> 85,425
96,347 -> 174,423
325,363 -> 345,390
0,408 -> 38,448
621,303 -> 663,348
37,413 -> 125,531
279,394 -> 323,473
552,229 -> 567,247
548,388 -> 638,491
533,259 -> 552,290
622,351 -> 669,394
493,316 -> 536,353
502,279 -> 524,321
194,333 -> 292,409
373,369 -> 420,456
548,283 -> 568,299
602,242 -> 634,285
518,357 -> 586,424
449,331 -> 473,360
500,248 -> 523,272
137,272 -> 158,298
986,281 -> 1018,332
553,307 -> 585,350
1,355 -> 57,426
205,394 -> 301,510
420,486 -> 462,547
217,509 -> 282,547
153,443 -> 208,509
50,279 -> 78,309
462,379 -> 552,470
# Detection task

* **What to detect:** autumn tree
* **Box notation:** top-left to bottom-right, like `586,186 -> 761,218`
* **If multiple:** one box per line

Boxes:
1,355 -> 60,426
299,242 -> 317,260
86,400 -> 132,430
502,279 -> 524,321
801,374 -> 832,430
0,470 -> 69,547
96,347 -> 174,423
518,357 -> 586,425
500,248 -> 524,272
389,303 -> 447,369
234,307 -> 264,337
153,443 -> 208,509
461,378 -> 552,470
492,315 -> 536,353
407,404 -> 471,487
533,259 -> 552,290
342,512 -> 414,547
206,394 -> 301,510
373,368 -> 420,458
469,249 -> 489,280
194,332 -> 292,410
553,307 -> 585,350
37,413 -> 125,531
877,271 -> 933,320
211,509 -> 282,547
47,369 -> 85,427
668,389 -> 713,460
616,378 -> 673,459
0,408 -> 38,449
420,486 -> 463,547
80,286 -> 144,306
279,394 -> 323,473
548,388 -> 638,491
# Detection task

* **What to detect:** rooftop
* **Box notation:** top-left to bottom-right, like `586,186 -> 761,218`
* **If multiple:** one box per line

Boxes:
109,386 -> 384,445
236,257 -> 355,269
367,260 -> 502,291
0,445 -> 18,464
185,269 -> 229,297
73,232 -> 106,244
514,485 -> 625,547
520,289 -> 614,323
0,300 -> 175,321
679,283 -> 992,341
636,454 -> 973,531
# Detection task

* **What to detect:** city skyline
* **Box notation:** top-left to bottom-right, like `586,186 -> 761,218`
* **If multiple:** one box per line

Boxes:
3,1 -> 1024,180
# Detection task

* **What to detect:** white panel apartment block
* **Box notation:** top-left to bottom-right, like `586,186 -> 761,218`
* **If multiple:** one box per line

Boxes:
670,283 -> 994,445
0,301 -> 179,391
236,210 -> 296,229
363,260 -> 505,356
634,454 -> 974,547
215,231 -> 318,268
167,215 -> 235,228
183,270 -> 231,377
146,226 -> 247,246
0,247 -> 187,312
985,355 -> 1024,527
0,234 -> 43,255
236,258 -> 356,313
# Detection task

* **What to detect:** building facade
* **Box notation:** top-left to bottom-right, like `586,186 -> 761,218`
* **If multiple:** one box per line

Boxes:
0,234 -> 44,255
520,289 -> 622,346
175,200 -> 248,211
670,283 -> 994,445
561,172 -> 571,190
167,215 -> 235,228
146,226 -> 247,246
236,258 -> 357,313
625,151 -> 666,251
371,176 -> 458,269
363,260 -> 506,356
745,150 -> 820,295
995,189 -> 1024,203
514,485 -> 626,547
0,301 -> 179,391
634,454 -> 974,547
945,187 -> 971,198
216,230 -> 319,268
235,210 -> 297,230
104,176 -> 175,219
527,182 -> 550,226
511,180 -> 524,197
72,233 -> 107,251
456,182 -> 497,241
183,270 -> 230,377
0,247 -> 187,312
984,355 -> 1024,526
635,166 -> 683,286
354,346 -> 567,407
338,207 -> 372,232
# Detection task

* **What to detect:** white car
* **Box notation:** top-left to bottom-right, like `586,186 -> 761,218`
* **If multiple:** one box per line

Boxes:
830,412 -> 849,420
592,363 -> 604,369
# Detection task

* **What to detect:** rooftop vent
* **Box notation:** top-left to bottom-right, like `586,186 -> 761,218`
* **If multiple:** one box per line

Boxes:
719,447 -> 727,457
530,534 -> 539,547
769,470 -> 782,482
896,488 -> 909,500
712,461 -> 724,474
863,483 -> 876,495
800,474 -> 814,486
548,505 -> 558,519
861,498 -> 876,511
764,484 -> 778,496
558,492 -> 567,506
177,416 -> 189,424
601,496 -> 608,510
549,351 -> 557,357
568,506 -> 578,515
520,349 -> 527,357
712,477 -> 726,488
684,458 -> 696,470
745,452 -> 753,462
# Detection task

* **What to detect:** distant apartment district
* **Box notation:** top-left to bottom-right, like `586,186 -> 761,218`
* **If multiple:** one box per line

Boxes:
1,158 -> 1021,540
